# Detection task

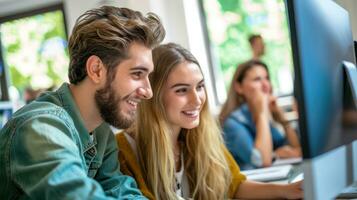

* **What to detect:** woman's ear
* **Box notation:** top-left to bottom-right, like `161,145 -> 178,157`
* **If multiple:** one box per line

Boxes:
86,55 -> 106,85
234,82 -> 243,95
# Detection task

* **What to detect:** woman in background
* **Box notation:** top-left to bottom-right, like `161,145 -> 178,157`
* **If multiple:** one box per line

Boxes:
116,43 -> 303,200
219,60 -> 301,170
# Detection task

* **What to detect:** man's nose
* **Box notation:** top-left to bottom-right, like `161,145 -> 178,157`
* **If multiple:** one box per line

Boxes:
138,79 -> 153,99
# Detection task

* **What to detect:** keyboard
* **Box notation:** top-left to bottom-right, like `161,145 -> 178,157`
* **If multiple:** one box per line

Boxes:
272,157 -> 302,166
289,172 -> 304,183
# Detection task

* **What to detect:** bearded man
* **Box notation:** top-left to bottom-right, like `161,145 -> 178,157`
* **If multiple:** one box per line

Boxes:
0,6 -> 165,199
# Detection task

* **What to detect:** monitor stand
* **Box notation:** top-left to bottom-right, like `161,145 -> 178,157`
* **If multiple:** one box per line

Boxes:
336,182 -> 357,199
335,141 -> 357,199
303,146 -> 350,200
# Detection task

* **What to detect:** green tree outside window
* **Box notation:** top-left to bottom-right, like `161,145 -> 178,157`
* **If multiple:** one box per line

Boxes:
0,10 -> 68,97
202,0 -> 293,95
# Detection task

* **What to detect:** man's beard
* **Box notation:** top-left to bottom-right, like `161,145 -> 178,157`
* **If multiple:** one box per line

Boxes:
95,84 -> 135,129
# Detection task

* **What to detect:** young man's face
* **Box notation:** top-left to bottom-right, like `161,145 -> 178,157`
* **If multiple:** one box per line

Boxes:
95,42 -> 153,129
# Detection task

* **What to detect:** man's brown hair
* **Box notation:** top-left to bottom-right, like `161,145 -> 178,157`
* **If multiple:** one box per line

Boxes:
68,6 -> 165,84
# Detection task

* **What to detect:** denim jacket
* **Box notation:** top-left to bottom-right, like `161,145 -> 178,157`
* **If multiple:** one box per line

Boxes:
222,104 -> 286,170
0,83 -> 146,199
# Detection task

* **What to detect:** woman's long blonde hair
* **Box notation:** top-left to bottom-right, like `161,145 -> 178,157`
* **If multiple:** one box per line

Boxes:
219,60 -> 269,124
135,43 -> 231,200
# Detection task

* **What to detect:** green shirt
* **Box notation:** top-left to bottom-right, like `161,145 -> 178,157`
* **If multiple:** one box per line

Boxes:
0,83 -> 146,199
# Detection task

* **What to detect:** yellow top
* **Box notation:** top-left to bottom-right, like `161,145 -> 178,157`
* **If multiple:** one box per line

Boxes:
116,132 -> 246,200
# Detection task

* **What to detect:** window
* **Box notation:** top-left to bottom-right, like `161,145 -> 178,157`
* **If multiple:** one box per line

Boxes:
200,0 -> 293,96
0,3 -> 68,101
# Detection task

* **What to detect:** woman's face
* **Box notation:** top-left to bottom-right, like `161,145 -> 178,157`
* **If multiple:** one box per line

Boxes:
162,61 -> 206,133
235,65 -> 271,98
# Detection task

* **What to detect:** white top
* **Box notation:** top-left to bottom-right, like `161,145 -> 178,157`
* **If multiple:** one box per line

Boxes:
175,152 -> 184,197
122,132 -> 190,198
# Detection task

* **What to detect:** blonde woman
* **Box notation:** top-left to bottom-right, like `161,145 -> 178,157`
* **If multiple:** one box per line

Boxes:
116,43 -> 303,200
219,60 -> 301,170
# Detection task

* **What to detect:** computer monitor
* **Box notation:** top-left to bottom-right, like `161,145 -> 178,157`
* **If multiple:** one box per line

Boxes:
354,41 -> 357,62
286,0 -> 356,159
286,0 -> 357,199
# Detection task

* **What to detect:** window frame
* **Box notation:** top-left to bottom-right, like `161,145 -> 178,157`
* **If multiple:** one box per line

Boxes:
0,3 -> 68,101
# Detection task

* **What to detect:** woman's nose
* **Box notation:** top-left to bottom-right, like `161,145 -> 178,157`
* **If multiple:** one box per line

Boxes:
191,90 -> 202,106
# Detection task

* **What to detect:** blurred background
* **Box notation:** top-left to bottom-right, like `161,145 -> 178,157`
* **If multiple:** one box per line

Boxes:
0,0 -> 355,126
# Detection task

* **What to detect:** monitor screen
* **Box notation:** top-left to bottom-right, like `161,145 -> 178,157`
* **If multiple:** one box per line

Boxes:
286,0 -> 357,158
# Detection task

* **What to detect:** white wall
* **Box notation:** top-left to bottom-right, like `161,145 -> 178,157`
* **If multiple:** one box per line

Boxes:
0,0 -> 101,35
63,0 -> 101,33
0,0 -> 61,17
99,0 -> 190,49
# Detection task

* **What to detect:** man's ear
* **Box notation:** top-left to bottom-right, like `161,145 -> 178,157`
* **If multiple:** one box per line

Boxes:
86,55 -> 106,85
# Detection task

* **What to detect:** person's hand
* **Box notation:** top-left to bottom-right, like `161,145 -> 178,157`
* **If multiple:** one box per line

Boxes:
283,180 -> 304,199
269,96 -> 287,124
247,89 -> 270,121
269,95 -> 279,113
275,145 -> 302,158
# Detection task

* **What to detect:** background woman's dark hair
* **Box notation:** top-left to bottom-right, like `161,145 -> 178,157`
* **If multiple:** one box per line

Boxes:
235,60 -> 269,83
219,59 -> 269,124
68,6 -> 165,84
